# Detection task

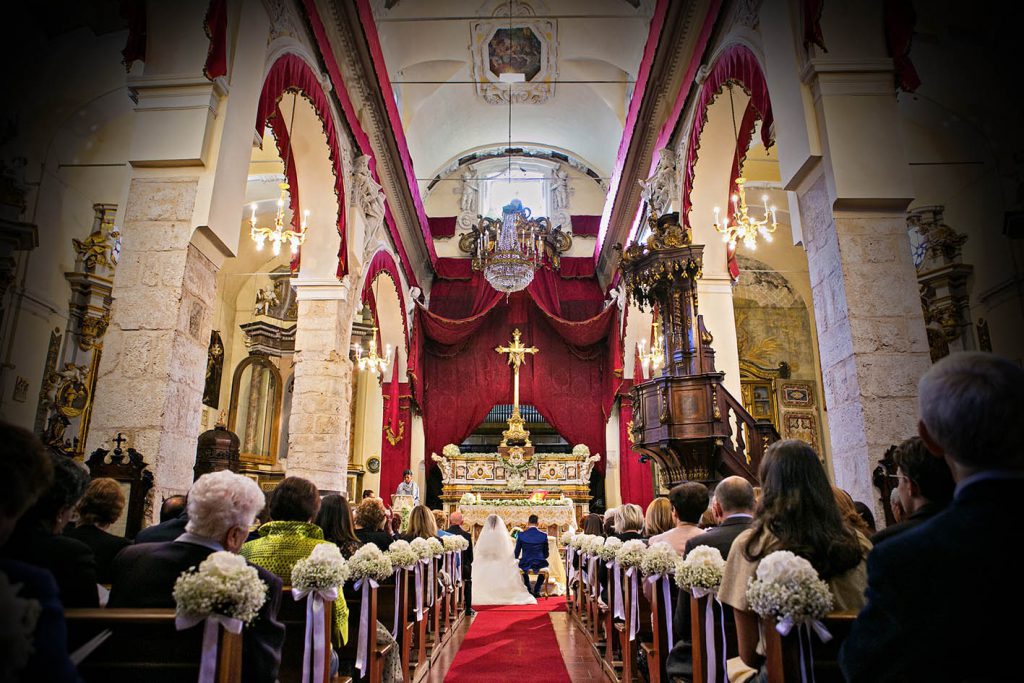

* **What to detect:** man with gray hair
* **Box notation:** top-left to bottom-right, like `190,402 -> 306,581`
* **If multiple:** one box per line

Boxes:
110,471 -> 285,683
841,352 -> 1024,683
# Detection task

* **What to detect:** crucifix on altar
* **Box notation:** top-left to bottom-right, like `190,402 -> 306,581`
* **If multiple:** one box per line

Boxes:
495,328 -> 538,448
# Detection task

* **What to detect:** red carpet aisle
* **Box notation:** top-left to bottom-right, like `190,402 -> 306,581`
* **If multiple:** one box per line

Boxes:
444,598 -> 570,682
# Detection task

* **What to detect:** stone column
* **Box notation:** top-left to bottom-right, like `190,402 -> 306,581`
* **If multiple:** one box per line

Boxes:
286,280 -> 358,492
798,177 -> 931,506
87,177 -> 217,501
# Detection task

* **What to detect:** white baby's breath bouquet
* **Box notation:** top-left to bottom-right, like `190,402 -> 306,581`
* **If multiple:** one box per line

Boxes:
427,537 -> 445,557
387,540 -> 419,570
443,444 -> 461,458
569,533 -> 587,550
347,544 -> 394,583
442,535 -> 462,552
581,534 -> 604,555
597,536 -> 623,562
459,492 -> 478,505
641,542 -> 678,577
291,543 -> 349,593
675,545 -> 726,592
173,551 -> 267,625
746,550 -> 834,632
410,537 -> 433,561
560,529 -> 576,546
572,444 -> 591,457
615,539 -> 648,570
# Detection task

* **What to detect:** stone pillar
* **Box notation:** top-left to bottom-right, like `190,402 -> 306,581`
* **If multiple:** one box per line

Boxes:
286,281 -> 358,492
87,177 -> 218,502
798,177 -> 930,505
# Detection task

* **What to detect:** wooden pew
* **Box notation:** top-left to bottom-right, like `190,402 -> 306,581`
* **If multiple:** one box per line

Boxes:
640,577 -> 678,683
278,589 -> 335,683
65,607 -> 242,683
760,611 -> 857,683
601,561 -> 621,678
688,593 -> 733,683
615,568 -> 652,683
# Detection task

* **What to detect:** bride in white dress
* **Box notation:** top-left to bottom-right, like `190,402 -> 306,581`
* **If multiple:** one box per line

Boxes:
471,514 -> 537,605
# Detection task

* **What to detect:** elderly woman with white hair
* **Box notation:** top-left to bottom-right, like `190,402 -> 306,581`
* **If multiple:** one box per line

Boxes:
109,470 -> 286,683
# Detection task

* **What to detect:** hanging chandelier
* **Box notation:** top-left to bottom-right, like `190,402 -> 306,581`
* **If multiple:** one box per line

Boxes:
713,177 -> 778,251
636,315 -> 665,376
249,183 -> 308,256
354,323 -> 392,376
249,92 -> 308,257
476,198 -> 544,294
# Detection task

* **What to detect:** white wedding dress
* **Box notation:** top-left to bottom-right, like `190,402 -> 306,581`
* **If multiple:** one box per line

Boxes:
471,514 -> 537,605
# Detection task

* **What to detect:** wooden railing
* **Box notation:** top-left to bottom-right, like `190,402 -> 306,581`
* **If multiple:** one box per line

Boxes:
718,387 -> 779,481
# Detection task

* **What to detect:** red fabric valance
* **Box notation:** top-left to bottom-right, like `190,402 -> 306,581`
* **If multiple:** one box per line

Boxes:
428,216 -> 457,239
558,257 -> 597,280
120,0 -> 146,70
884,0 -> 921,92
434,257 -> 474,281
203,0 -> 228,81
571,215 -> 602,237
362,250 -> 410,352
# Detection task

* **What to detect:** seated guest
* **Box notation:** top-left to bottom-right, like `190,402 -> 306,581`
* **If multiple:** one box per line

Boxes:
317,494 -> 362,558
514,514 -> 549,598
871,435 -> 954,546
433,509 -> 454,537
2,449 -> 98,607
833,486 -> 874,537
852,501 -> 876,533
65,477 -> 130,583
134,494 -> 188,543
720,440 -> 870,678
841,353 -> 1024,683
108,471 -> 285,683
362,489 -> 375,500
602,507 -> 618,536
581,513 -> 604,536
649,482 -> 708,555
402,505 -> 438,541
0,423 -> 79,683
643,497 -> 674,538
354,498 -> 393,551
698,503 -> 718,529
888,487 -> 905,525
612,503 -> 646,542
447,511 -> 475,616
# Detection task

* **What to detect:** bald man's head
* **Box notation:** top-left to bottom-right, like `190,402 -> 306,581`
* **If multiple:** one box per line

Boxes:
449,510 -> 464,526
713,476 -> 755,515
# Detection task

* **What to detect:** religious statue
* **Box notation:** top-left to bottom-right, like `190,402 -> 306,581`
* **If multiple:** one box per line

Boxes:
352,154 -> 386,223
459,170 -> 479,213
542,223 -> 570,269
551,167 -> 570,211
431,452 -> 455,483
639,147 -> 678,217
254,285 -> 278,316
406,286 -> 423,316
202,330 -> 225,409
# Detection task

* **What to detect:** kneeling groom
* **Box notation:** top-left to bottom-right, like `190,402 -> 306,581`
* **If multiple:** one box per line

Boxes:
514,514 -> 549,597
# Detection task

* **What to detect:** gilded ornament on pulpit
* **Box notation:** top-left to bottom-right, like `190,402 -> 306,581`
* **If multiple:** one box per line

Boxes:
202,331 -> 225,409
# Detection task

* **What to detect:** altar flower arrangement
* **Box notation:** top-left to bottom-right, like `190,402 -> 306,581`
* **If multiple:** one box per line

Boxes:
675,545 -> 726,592
347,544 -> 394,583
410,537 -> 433,561
173,551 -> 267,625
596,536 -> 623,562
387,540 -> 419,570
442,444 -> 461,458
427,537 -> 445,557
0,572 -> 41,681
458,492 -> 478,505
615,539 -> 648,570
476,498 -> 570,507
745,551 -> 834,629
572,444 -> 591,457
640,542 -> 678,577
291,542 -> 350,593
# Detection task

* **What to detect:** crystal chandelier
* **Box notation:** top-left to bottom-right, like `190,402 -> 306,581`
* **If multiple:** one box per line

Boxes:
476,198 -> 544,294
713,177 -> 778,251
249,183 -> 308,256
249,92 -> 308,257
636,315 -> 665,376
354,323 -> 392,376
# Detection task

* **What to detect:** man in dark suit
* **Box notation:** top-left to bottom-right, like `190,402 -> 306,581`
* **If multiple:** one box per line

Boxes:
840,353 -> 1024,683
134,495 -> 189,544
447,510 -> 476,616
110,471 -> 284,683
870,435 -> 954,546
514,514 -> 549,597
669,476 -> 756,679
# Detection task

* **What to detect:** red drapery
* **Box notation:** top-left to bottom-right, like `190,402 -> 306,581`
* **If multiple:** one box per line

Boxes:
256,54 -> 348,276
414,269 -> 619,474
571,215 -> 602,237
380,375 -> 412,502
202,0 -> 228,81
802,0 -> 827,52
428,216 -> 457,239
266,106 -> 302,272
120,0 -> 146,70
884,0 -> 921,92
362,250 -> 410,353
618,392 -> 654,509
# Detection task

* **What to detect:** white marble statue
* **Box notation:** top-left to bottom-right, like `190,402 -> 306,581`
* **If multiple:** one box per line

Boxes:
580,453 -> 601,485
352,154 -> 386,223
254,285 -> 279,316
431,452 -> 454,483
639,147 -> 677,217
460,170 -> 479,214
551,167 -> 570,211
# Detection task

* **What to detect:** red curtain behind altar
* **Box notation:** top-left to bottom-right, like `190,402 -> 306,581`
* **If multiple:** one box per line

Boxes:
618,393 -> 654,509
380,375 -> 412,502
414,268 -> 618,473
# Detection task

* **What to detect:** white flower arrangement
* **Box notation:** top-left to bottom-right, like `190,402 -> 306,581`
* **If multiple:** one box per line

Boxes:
582,534 -> 606,555
560,529 -> 576,546
442,535 -> 461,552
572,444 -> 591,457
173,551 -> 267,625
615,539 -> 648,569
745,551 -> 834,626
641,542 -> 678,577
347,544 -> 394,583
675,545 -> 726,591
569,533 -> 587,550
427,537 -> 445,557
0,572 -> 41,681
410,537 -> 433,560
505,472 -> 526,492
291,543 -> 349,593
442,444 -> 461,458
469,498 -> 571,507
596,536 -> 623,562
458,492 -> 478,505
387,540 -> 419,570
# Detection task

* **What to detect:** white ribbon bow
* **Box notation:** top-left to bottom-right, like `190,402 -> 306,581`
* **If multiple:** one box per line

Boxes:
175,612 -> 243,683
775,617 -> 833,683
353,577 -> 380,675
644,574 -> 674,650
626,567 -> 640,641
611,562 -> 624,620
690,587 -> 727,683
414,562 -> 424,621
291,586 -> 339,683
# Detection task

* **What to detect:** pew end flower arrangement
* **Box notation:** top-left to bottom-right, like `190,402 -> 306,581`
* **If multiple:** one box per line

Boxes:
173,551 -> 267,626
291,542 -> 350,594
675,545 -> 725,593
745,550 -> 834,640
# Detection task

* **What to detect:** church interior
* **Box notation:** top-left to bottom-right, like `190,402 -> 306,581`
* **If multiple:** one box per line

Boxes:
1,0 -> 1021,682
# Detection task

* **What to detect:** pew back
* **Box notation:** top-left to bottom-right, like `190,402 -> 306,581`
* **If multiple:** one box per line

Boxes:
761,611 -> 857,683
278,589 -> 334,683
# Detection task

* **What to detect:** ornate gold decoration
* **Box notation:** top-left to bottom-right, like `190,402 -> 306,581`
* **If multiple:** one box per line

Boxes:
616,211 -> 701,310
77,312 -> 110,351
659,383 -> 670,424
72,204 -> 120,273
626,419 -> 636,445
713,177 -> 778,251
495,328 -> 539,446
711,387 -> 721,420
384,419 -> 405,446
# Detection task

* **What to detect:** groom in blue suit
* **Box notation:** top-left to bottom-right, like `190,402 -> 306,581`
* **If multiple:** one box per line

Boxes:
514,514 -> 549,597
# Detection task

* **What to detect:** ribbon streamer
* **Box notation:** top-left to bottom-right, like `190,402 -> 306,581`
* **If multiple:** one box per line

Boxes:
391,571 -> 405,638
690,587 -> 726,683
455,550 -> 463,586
566,547 -> 576,584
353,577 -> 379,675
612,562 -> 624,619
774,617 -> 832,683
175,612 -> 243,683
627,568 -> 640,641
414,561 -> 424,621
588,556 -> 600,597
644,574 -> 674,650
291,586 -> 339,683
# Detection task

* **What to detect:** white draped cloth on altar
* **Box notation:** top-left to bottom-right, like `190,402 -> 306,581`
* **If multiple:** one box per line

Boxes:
471,514 -> 537,605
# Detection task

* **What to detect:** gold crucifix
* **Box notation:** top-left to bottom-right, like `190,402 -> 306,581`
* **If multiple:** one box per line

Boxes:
495,328 -> 539,446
